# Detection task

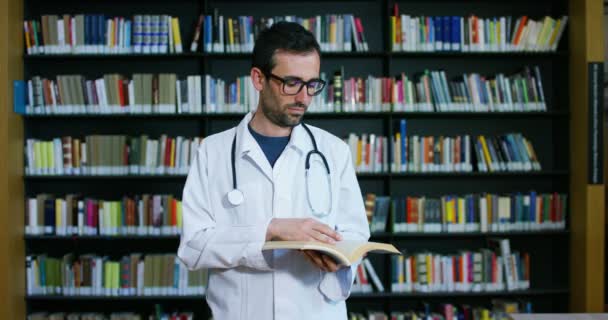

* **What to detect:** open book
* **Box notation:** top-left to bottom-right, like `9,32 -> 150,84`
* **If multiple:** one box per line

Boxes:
262,240 -> 400,266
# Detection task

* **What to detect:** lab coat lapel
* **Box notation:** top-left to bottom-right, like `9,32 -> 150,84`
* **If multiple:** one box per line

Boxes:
235,112 -> 273,183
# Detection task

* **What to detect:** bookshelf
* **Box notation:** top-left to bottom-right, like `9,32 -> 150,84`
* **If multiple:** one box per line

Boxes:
0,0 -> 605,318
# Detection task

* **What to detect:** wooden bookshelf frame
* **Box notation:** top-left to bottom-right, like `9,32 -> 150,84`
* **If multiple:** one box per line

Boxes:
569,0 -> 606,312
0,0 -> 25,317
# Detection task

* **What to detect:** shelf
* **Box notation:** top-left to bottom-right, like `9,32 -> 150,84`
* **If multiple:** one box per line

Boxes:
388,51 -> 568,58
390,171 -> 569,178
22,111 -> 569,120
371,230 -> 569,239
25,230 -> 569,241
25,288 -> 569,301
23,51 -> 568,60
349,288 -> 570,298
23,51 -> 385,60
23,171 -> 569,180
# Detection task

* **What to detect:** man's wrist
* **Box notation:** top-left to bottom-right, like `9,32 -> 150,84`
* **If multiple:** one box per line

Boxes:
265,218 -> 275,241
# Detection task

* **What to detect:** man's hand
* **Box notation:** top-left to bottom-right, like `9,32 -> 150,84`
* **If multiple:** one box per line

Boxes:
301,250 -> 343,272
266,218 -> 342,243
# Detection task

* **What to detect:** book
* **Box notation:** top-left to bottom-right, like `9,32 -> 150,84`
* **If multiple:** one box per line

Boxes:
262,240 -> 400,266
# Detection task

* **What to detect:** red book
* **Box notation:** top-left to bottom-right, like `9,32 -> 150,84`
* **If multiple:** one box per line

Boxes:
171,198 -> 177,226
164,138 -> 173,167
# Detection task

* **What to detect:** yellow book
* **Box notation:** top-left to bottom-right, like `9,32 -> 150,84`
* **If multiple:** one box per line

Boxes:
55,199 -> 62,233
110,20 -> 115,48
542,18 -> 556,48
548,19 -> 562,48
176,200 -> 183,229
356,140 -> 362,167
426,254 -> 431,285
171,17 -> 183,53
458,198 -> 465,225
398,255 -> 404,284
394,133 -> 401,170
486,194 -> 493,225
478,136 -> 492,171
329,19 -> 336,49
46,142 -> 54,171
390,16 -> 396,50
481,309 -> 490,320
446,198 -> 455,224
536,17 -> 552,49
496,20 -> 501,46
262,240 -> 400,266
104,261 -> 111,289
34,142 -> 42,171
170,139 -> 176,168
227,18 -> 234,50
24,23 -> 31,51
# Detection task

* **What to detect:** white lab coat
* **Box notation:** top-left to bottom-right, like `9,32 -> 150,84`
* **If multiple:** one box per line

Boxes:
177,111 -> 370,320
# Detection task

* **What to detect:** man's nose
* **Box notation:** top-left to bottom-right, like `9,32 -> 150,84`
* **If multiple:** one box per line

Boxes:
294,86 -> 311,105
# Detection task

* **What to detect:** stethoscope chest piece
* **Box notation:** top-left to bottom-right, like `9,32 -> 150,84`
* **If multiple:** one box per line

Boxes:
227,189 -> 244,206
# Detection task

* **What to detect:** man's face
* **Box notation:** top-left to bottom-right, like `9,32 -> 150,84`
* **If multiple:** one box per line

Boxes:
259,50 -> 321,127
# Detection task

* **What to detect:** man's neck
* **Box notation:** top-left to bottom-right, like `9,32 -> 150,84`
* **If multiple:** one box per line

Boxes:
249,108 -> 293,137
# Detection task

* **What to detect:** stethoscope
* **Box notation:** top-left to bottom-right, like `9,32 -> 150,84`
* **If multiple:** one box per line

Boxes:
226,123 -> 333,217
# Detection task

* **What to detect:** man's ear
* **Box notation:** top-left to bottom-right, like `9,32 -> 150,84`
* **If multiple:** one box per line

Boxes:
250,67 -> 265,92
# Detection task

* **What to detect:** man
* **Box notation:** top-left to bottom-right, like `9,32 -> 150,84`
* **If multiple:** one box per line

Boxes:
177,21 -> 370,319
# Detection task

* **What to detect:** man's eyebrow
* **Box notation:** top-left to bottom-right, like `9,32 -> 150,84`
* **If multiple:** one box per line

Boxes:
283,75 -> 322,81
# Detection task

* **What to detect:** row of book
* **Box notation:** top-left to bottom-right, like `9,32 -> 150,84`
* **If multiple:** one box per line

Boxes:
16,65 -> 547,115
25,189 -> 567,237
27,300 -> 529,320
23,12 -> 370,55
29,305 -> 193,320
390,5 -> 567,52
390,239 -> 529,293
365,192 -> 567,234
24,131 -> 541,176
350,300 -> 531,320
310,66 -> 546,113
19,74 -> 258,115
26,254 -> 207,297
24,135 -> 203,176
25,194 -> 182,236
391,120 -> 541,172
346,131 -> 541,174
191,13 -> 369,53
24,15 -> 185,55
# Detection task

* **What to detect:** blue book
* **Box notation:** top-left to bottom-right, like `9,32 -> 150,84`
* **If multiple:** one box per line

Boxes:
467,195 -> 474,224
99,15 -> 106,49
85,15 -> 91,48
452,16 -> 460,51
344,15 -> 352,51
434,17 -> 442,50
529,191 -> 537,224
125,21 -> 131,50
428,17 -> 434,49
204,15 -> 212,52
13,80 -> 27,114
442,16 -> 450,51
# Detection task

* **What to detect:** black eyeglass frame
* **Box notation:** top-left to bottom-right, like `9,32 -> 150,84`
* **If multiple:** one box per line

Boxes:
265,72 -> 327,96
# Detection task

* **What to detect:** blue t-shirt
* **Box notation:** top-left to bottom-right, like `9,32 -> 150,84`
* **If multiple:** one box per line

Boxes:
248,124 -> 290,168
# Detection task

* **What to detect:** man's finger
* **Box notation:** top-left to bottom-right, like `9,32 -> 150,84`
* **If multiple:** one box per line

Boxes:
303,250 -> 328,271
308,230 -> 336,244
321,254 -> 339,272
312,223 -> 342,242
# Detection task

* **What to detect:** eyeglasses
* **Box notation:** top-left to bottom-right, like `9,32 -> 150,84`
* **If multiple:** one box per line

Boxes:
266,73 -> 326,96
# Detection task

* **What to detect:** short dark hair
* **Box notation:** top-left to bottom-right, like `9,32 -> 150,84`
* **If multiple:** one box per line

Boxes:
252,21 -> 321,76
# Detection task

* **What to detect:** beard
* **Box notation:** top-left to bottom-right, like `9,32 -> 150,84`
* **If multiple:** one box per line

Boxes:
260,93 -> 307,128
